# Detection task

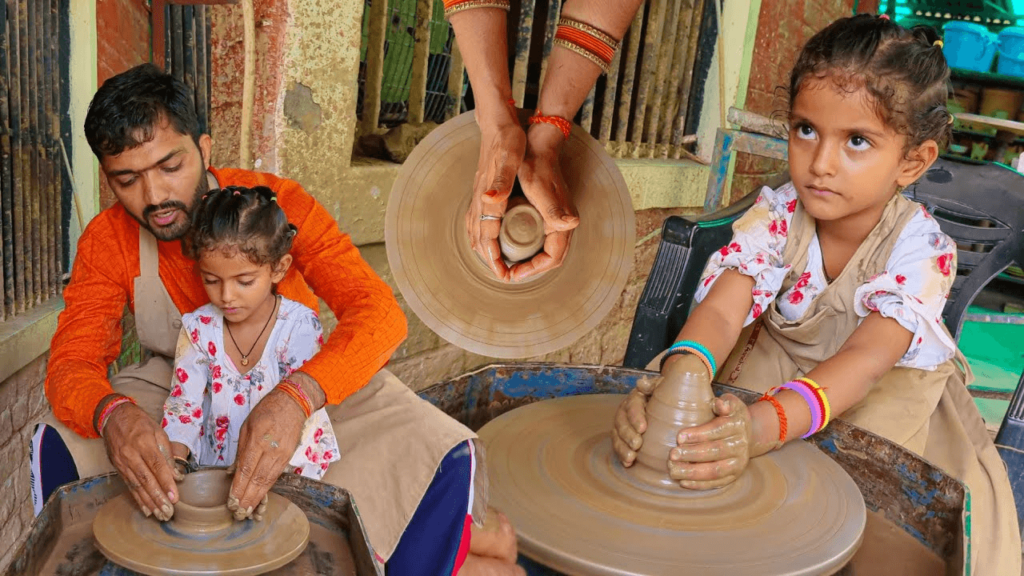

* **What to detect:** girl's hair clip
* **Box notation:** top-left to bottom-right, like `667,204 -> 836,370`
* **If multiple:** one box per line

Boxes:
271,196 -> 278,202
948,112 -> 955,125
934,40 -> 944,48
233,190 -> 241,196
879,14 -> 890,20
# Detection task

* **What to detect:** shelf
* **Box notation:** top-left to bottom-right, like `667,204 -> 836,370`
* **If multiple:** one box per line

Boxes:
951,68 -> 1024,91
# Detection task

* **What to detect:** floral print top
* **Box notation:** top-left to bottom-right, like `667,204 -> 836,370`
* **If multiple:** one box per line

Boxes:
162,297 -> 340,479
695,182 -> 958,371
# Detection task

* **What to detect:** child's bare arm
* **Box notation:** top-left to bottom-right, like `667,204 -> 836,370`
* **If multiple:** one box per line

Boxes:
665,269 -> 756,371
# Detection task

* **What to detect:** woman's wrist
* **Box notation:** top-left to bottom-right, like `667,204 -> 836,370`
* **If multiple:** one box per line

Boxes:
526,122 -> 566,155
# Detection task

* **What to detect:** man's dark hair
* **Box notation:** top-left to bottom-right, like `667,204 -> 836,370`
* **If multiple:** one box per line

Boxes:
84,63 -> 201,159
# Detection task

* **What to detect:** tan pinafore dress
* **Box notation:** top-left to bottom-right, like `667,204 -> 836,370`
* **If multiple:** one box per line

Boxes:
719,194 -> 1020,575
39,227 -> 481,564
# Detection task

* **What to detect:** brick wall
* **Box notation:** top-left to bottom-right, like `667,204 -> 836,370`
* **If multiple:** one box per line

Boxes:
0,355 -> 51,569
96,0 -> 152,209
730,0 -> 879,204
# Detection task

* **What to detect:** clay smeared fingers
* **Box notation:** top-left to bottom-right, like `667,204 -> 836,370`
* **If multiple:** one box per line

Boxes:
634,375 -> 659,396
623,390 -> 649,435
151,433 -> 180,502
667,458 -> 746,482
713,394 -> 745,416
613,406 -> 643,451
480,230 -> 511,282
677,475 -> 739,491
669,435 -> 748,463
676,415 -> 747,445
610,430 -> 637,466
122,468 -> 159,519
235,454 -> 284,514
509,229 -> 571,282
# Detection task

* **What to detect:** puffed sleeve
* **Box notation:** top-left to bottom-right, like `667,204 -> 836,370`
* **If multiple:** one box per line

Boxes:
162,314 -> 210,457
694,182 -> 798,325
854,207 -> 958,370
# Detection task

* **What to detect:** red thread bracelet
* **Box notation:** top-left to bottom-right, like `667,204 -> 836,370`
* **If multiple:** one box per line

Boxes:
529,110 -> 571,140
759,393 -> 788,448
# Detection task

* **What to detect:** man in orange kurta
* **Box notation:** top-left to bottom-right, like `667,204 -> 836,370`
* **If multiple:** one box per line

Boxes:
30,64 -> 522,576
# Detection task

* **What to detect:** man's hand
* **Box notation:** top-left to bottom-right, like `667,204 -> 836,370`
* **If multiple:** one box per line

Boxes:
227,375 -> 317,520
668,394 -> 752,490
102,402 -> 183,521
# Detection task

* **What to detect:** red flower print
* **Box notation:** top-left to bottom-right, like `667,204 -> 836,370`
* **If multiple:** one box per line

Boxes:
216,428 -> 227,441
794,271 -> 811,290
917,337 -> 923,345
752,303 -> 763,318
718,245 -> 730,257
305,446 -> 314,460
317,334 -> 324,346
294,467 -> 304,475
936,253 -> 953,277
213,381 -> 223,393
895,274 -> 907,285
216,415 -> 229,428
208,341 -> 217,355
752,289 -> 763,297
178,415 -> 192,424
211,365 -> 222,379
779,220 -> 788,237
769,220 -> 779,235
257,385 -> 263,392
703,274 -> 716,287
755,254 -> 765,265
234,394 -> 245,406
199,315 -> 213,324
190,328 -> 199,344
161,417 -> 168,428
314,428 -> 324,443
321,462 -> 329,471
787,199 -> 797,213
170,385 -> 183,398
176,368 -> 188,383
192,408 -> 203,419
310,452 -> 320,463
323,450 -> 333,460
728,242 -> 742,253
788,290 -> 804,305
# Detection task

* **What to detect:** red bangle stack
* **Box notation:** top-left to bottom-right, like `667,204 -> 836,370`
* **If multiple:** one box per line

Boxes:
96,395 -> 138,437
553,18 -> 620,74
277,378 -> 314,419
443,0 -> 510,18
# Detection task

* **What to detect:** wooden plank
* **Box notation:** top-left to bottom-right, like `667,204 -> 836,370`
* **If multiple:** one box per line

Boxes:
408,0 -> 433,124
195,5 -> 209,134
632,0 -> 668,158
671,0 -> 704,155
8,0 -> 22,312
660,0 -> 694,155
955,113 -> 1024,136
0,0 -> 9,319
446,32 -> 464,120
360,0 -> 387,134
598,45 -> 621,144
170,5 -> 183,79
645,0 -> 683,158
511,0 -> 536,107
49,0 -> 60,288
29,0 -> 43,302
615,5 -> 645,145
537,0 -> 561,94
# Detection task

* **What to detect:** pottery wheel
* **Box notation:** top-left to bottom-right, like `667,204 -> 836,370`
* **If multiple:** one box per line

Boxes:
479,395 -> 867,575
93,470 -> 310,576
385,111 -> 635,358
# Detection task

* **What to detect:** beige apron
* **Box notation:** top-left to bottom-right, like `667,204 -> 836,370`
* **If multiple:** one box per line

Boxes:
718,194 -> 1020,575
41,227 -> 480,562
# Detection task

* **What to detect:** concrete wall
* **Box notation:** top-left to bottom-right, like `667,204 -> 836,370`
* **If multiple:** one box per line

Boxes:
0,355 -> 51,569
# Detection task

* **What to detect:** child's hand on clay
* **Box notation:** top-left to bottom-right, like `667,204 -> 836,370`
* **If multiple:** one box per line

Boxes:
667,394 -> 751,490
612,352 -> 709,466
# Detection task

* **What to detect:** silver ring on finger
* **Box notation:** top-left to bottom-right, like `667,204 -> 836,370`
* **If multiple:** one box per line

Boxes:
479,214 -> 501,221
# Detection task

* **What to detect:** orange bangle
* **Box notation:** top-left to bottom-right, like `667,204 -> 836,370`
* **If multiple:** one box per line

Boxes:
553,18 -> 620,74
759,393 -> 787,448
529,110 -> 571,140
443,0 -> 510,17
276,379 -> 313,419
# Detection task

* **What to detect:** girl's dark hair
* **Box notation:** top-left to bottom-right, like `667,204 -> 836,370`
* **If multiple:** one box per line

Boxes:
790,14 -> 952,149
184,186 -> 297,268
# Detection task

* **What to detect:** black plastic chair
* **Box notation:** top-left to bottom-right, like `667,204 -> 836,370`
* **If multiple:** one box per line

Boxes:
623,131 -> 1024,535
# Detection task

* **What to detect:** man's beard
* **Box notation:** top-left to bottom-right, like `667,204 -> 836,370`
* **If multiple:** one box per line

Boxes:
135,170 -> 210,242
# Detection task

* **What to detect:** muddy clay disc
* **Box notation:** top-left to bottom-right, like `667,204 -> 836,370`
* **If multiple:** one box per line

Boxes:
93,471 -> 309,576
385,111 -> 635,358
479,395 -> 866,575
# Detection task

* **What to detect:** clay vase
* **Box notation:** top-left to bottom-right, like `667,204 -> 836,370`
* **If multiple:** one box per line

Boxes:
168,469 -> 234,534
631,361 -> 715,488
499,200 -> 545,263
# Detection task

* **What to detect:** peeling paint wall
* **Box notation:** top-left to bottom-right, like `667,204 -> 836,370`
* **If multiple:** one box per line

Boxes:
208,1 -> 753,387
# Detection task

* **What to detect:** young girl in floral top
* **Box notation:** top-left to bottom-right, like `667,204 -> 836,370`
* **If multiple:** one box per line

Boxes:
164,185 -> 339,479
612,14 -> 1019,573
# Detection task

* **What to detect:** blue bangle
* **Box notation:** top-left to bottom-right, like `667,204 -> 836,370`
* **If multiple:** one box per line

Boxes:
669,340 -> 717,375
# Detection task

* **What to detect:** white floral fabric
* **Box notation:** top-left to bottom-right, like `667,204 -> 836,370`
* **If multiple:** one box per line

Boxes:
695,182 -> 958,370
163,297 -> 340,479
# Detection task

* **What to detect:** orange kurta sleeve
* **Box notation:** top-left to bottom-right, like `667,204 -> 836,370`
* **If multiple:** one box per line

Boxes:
45,212 -> 133,438
211,168 -> 408,404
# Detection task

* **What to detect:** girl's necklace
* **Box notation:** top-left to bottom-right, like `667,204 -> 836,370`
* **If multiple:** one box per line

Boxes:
225,296 -> 278,367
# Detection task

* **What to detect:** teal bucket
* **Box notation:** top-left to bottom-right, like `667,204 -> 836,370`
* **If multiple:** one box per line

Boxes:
944,21 -> 998,72
998,27 -> 1024,78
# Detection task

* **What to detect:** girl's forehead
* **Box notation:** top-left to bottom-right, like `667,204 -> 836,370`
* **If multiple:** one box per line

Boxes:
198,247 -> 266,275
792,77 -> 891,134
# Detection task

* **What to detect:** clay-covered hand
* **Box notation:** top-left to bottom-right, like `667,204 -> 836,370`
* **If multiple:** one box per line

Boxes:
227,388 -> 304,520
611,374 -> 658,466
667,394 -> 752,490
103,402 -> 182,521
465,104 -> 527,282
509,127 -> 579,282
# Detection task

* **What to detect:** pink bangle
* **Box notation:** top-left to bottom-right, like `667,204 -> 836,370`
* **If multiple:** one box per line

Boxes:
97,396 -> 137,437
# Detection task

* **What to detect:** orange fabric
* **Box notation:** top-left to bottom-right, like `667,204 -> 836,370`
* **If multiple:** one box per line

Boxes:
46,167 -> 408,438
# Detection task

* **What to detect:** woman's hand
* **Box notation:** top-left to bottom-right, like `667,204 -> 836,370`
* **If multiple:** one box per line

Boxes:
668,394 -> 752,490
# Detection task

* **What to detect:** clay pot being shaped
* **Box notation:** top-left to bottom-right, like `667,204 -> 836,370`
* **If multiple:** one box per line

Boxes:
631,359 -> 715,488
498,199 -> 546,263
169,469 -> 234,534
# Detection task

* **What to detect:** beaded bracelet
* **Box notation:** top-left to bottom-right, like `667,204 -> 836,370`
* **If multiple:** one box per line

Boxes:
553,18 -> 620,74
277,379 -> 314,419
768,378 -> 831,438
443,0 -> 510,18
528,110 -> 572,140
758,393 -> 788,449
96,395 -> 138,437
795,377 -> 831,432
668,339 -> 717,377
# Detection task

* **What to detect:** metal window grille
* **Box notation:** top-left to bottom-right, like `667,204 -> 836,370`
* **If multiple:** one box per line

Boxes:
0,0 -> 71,322
161,4 -> 214,135
357,0 -> 713,160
